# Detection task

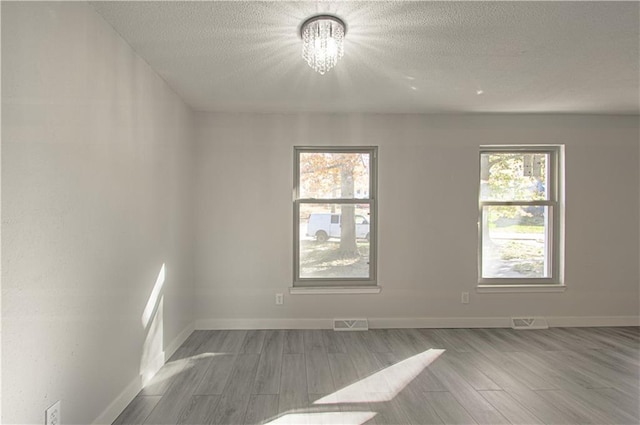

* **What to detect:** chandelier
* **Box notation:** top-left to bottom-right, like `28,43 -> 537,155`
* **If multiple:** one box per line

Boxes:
300,15 -> 346,75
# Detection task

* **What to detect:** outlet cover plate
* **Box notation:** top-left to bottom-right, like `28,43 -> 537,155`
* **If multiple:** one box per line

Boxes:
46,400 -> 61,425
461,292 -> 470,304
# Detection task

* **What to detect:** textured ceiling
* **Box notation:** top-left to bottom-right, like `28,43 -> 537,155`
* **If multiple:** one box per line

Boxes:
92,1 -> 639,114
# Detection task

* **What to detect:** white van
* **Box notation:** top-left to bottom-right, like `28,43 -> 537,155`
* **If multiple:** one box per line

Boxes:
306,213 -> 370,242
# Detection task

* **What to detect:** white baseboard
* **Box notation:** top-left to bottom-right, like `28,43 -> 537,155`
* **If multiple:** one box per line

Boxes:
141,350 -> 167,388
196,318 -> 332,330
196,316 -> 639,330
92,321 -> 195,424
195,317 -> 509,330
165,321 -> 196,360
197,317 -> 511,329
92,375 -> 142,425
546,316 -> 639,327
369,317 -> 511,328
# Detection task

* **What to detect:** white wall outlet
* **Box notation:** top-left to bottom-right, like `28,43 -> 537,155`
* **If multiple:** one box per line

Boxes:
275,293 -> 284,305
461,292 -> 470,304
45,400 -> 61,425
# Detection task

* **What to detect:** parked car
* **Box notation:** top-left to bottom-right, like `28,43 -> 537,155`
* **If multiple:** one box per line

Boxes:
306,213 -> 370,242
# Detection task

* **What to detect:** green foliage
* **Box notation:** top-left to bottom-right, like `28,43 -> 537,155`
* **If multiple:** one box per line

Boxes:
482,153 -> 547,224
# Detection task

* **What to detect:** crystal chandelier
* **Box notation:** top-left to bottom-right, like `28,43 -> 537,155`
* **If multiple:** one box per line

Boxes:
300,15 -> 346,75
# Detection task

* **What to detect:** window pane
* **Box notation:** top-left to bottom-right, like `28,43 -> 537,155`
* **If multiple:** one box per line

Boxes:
299,203 -> 371,279
299,152 -> 370,199
482,205 -> 550,278
480,153 -> 549,201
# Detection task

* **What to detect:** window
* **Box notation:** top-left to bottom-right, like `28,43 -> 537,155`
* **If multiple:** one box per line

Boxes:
479,146 -> 563,285
294,147 -> 377,287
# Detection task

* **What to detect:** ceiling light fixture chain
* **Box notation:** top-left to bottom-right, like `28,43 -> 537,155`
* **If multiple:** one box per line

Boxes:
300,14 -> 346,75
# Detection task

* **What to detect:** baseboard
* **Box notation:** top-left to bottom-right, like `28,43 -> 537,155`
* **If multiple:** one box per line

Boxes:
196,316 -> 639,330
165,321 -> 196,360
141,350 -> 167,388
92,321 -> 195,424
195,317 -> 508,330
546,316 -> 639,327
196,318 -> 331,330
196,317 -> 511,329
369,317 -> 512,328
92,375 -> 142,425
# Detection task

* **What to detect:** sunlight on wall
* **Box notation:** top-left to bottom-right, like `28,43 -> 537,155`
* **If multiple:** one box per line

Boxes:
142,263 -> 165,328
140,263 -> 167,386
264,411 -> 377,425
314,349 -> 445,404
140,296 -> 164,386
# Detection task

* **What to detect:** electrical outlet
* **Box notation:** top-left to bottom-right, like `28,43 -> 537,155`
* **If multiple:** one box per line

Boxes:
275,293 -> 284,305
45,400 -> 61,425
461,292 -> 469,304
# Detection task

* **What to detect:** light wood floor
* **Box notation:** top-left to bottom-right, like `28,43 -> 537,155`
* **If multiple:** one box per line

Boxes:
114,327 -> 640,425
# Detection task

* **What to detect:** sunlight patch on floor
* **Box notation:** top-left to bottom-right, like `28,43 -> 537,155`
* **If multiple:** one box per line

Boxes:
264,411 -> 377,425
314,349 -> 445,404
141,352 -> 222,389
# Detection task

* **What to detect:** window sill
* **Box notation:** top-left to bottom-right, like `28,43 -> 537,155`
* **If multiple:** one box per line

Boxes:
476,284 -> 566,293
290,286 -> 382,295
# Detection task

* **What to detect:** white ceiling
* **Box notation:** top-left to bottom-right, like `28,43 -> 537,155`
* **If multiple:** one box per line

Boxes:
92,1 -> 639,114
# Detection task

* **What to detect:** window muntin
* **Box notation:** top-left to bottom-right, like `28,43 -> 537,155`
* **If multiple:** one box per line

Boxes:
479,146 -> 562,284
294,147 -> 377,287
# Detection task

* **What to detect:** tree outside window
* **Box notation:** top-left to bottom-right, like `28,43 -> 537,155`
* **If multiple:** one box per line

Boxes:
294,147 -> 377,286
479,146 -> 562,284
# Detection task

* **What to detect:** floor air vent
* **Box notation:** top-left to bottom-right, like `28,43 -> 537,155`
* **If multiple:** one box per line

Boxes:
333,318 -> 369,331
511,317 -> 549,330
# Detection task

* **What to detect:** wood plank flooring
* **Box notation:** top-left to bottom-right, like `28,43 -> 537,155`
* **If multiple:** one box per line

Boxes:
113,327 -> 639,425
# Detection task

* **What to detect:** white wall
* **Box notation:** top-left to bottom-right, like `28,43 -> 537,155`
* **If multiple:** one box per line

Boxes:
2,2 -> 195,424
2,2 -> 638,423
194,113 -> 639,326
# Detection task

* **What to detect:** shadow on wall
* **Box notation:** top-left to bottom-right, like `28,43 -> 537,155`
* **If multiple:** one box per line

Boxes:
140,263 -> 166,386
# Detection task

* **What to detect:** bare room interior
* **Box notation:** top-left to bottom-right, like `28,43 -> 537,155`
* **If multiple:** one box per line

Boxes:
2,1 -> 639,424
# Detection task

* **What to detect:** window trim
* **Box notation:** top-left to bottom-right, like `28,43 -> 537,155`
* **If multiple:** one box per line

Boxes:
293,146 -> 378,287
478,145 -> 564,285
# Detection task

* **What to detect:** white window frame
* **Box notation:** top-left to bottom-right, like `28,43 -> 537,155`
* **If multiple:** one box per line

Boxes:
478,145 -> 564,286
293,146 -> 378,288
